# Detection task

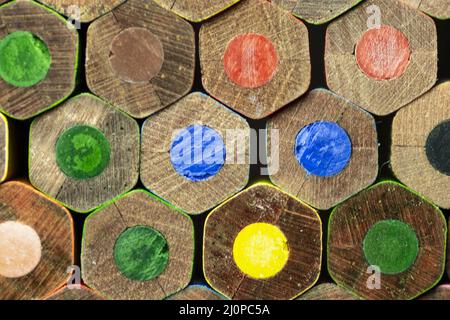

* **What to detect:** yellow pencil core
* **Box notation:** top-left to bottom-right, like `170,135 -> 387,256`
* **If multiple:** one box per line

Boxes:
232,223 -> 289,279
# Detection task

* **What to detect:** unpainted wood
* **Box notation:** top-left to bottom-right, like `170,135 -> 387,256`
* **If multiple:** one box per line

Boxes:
325,0 -> 437,115
0,181 -> 73,300
328,182 -> 447,300
29,94 -> 140,213
45,285 -> 105,300
200,0 -> 310,119
168,285 -> 225,300
392,82 -> 450,209
400,0 -> 450,19
272,0 -> 364,24
419,285 -> 450,300
297,283 -> 358,300
86,0 -> 195,118
0,0 -> 78,120
268,89 -> 378,210
82,190 -> 194,300
38,0 -> 126,22
204,184 -> 322,300
153,0 -> 241,22
141,92 -> 250,215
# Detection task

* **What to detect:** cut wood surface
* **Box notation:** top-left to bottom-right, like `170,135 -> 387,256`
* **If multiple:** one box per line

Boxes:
0,0 -> 78,120
272,0 -> 364,24
392,82 -> 450,209
400,0 -> 450,19
204,184 -> 322,300
419,284 -> 450,300
328,182 -> 446,300
45,285 -> 105,300
268,89 -> 378,210
297,283 -> 358,300
153,0 -> 241,22
325,0 -> 437,115
141,92 -> 250,215
38,0 -> 126,22
86,0 -> 195,118
167,285 -> 225,300
82,190 -> 194,300
29,93 -> 140,213
200,0 -> 310,119
0,181 -> 73,300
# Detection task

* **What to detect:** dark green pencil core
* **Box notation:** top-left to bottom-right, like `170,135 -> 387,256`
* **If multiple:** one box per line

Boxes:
0,31 -> 51,87
363,219 -> 419,275
114,226 -> 169,281
55,125 -> 111,180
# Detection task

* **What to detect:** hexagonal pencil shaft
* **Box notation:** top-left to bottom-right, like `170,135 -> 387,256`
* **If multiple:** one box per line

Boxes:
86,0 -> 195,119
399,0 -> 450,19
38,0 -> 126,23
272,0 -> 364,24
44,285 -> 105,300
325,0 -> 437,115
0,113 -> 16,183
0,0 -> 78,120
141,92 -> 250,215
82,190 -> 194,300
392,82 -> 450,209
203,183 -> 322,300
0,181 -> 74,300
200,0 -> 310,119
296,283 -> 358,300
153,0 -> 241,22
167,285 -> 225,300
268,89 -> 378,210
29,94 -> 140,213
328,182 -> 446,300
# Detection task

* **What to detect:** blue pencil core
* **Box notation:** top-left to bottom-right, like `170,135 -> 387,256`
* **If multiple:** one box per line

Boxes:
294,121 -> 352,177
170,125 -> 226,182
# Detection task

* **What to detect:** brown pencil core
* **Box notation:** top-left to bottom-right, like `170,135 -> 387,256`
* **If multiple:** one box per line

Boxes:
0,221 -> 42,278
109,27 -> 164,83
355,25 -> 411,81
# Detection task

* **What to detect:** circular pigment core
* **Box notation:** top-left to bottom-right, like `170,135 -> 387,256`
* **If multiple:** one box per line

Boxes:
426,120 -> 450,176
355,25 -> 411,81
55,125 -> 111,180
113,226 -> 169,281
223,33 -> 278,88
109,27 -> 164,83
0,31 -> 51,87
170,124 -> 226,182
294,121 -> 352,177
0,221 -> 42,278
233,223 -> 289,279
363,219 -> 419,275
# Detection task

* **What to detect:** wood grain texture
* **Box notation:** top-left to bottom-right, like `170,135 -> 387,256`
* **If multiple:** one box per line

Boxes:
392,82 -> 450,209
204,184 -> 322,300
29,94 -> 140,213
419,284 -> 450,300
200,0 -> 310,119
325,0 -> 437,116
268,89 -> 378,210
0,181 -> 73,300
297,283 -> 358,300
272,0 -> 363,24
86,0 -> 195,119
38,0 -> 126,22
400,0 -> 450,19
0,0 -> 78,120
82,190 -> 194,300
167,285 -> 225,300
328,181 -> 447,300
153,0 -> 241,22
45,285 -> 105,300
141,92 -> 250,215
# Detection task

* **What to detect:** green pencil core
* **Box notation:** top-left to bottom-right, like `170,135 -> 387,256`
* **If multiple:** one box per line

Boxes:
55,125 -> 110,180
363,219 -> 419,275
114,226 -> 169,281
0,31 -> 51,87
